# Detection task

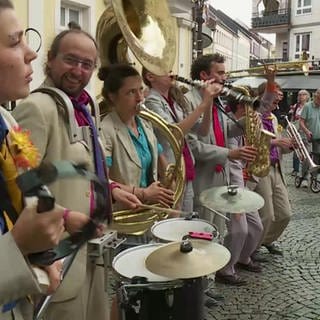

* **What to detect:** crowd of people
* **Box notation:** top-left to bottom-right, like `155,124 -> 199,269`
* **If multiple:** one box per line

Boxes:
1,0 -> 320,319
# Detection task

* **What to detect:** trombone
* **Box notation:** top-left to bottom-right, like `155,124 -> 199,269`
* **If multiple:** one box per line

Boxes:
283,116 -> 320,173
227,60 -> 311,78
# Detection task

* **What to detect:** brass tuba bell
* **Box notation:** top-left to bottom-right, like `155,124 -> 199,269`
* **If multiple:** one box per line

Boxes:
96,0 -> 177,75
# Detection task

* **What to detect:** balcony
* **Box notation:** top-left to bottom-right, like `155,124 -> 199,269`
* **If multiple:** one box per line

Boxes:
251,8 -> 290,33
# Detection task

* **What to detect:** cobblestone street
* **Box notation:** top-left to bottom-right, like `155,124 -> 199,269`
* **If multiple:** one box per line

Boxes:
206,156 -> 320,320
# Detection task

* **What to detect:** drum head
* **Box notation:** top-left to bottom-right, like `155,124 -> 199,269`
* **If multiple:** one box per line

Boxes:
112,244 -> 174,282
151,218 -> 216,242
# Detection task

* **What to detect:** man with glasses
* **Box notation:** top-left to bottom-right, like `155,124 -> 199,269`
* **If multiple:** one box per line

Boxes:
12,29 -> 140,320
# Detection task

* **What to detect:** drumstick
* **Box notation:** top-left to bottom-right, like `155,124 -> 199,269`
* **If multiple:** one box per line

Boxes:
201,204 -> 230,221
138,204 -> 189,217
138,204 -> 230,221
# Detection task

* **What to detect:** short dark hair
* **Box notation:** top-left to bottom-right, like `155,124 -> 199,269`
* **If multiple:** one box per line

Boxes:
98,63 -> 140,96
0,0 -> 13,10
191,53 -> 225,80
45,29 -> 97,76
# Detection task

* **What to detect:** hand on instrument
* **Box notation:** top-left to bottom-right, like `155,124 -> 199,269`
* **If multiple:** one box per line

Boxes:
228,146 -> 257,162
11,205 -> 65,256
272,137 -> 293,149
264,64 -> 276,83
201,80 -> 223,107
64,211 -> 106,238
64,210 -> 89,235
43,260 -> 63,295
144,181 -> 175,207
112,187 -> 142,210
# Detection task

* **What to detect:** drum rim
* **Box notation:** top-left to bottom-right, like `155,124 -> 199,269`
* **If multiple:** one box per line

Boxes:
151,218 -> 217,242
112,243 -> 174,282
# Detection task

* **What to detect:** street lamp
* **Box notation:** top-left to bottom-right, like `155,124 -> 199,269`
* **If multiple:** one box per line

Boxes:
192,0 -> 207,60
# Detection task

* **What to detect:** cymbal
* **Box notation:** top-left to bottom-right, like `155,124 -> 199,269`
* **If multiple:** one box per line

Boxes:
145,240 -> 230,279
199,185 -> 265,213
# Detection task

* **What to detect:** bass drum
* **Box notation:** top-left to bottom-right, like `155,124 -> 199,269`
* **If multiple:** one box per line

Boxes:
151,218 -> 219,243
112,244 -> 204,320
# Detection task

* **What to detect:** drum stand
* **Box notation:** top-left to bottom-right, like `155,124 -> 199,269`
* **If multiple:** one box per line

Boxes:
88,229 -> 126,291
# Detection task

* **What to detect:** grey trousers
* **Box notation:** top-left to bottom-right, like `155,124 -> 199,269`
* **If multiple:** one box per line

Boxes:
255,166 -> 291,245
218,212 -> 263,276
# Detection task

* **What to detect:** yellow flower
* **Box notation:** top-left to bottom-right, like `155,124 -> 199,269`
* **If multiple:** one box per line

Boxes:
8,126 -> 40,169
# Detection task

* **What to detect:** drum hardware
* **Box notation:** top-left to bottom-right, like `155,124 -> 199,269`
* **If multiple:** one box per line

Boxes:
184,211 -> 200,220
151,217 -> 219,243
200,184 -> 265,214
145,239 -> 231,279
88,230 -> 125,258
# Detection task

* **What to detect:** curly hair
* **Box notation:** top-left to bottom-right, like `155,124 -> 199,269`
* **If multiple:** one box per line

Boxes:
191,53 -> 225,80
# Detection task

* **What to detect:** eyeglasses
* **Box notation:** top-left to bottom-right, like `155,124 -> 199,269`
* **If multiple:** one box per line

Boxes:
59,54 -> 96,71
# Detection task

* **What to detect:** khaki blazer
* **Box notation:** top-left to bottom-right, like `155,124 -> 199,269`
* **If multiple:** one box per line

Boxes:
101,111 -> 158,188
0,109 -> 41,320
12,80 -> 108,319
185,88 -> 244,196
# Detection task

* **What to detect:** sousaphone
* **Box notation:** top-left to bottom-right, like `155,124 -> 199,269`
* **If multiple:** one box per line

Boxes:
96,0 -> 185,235
97,0 -> 177,75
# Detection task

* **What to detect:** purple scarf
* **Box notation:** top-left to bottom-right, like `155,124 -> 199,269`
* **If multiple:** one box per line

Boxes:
70,91 -> 111,222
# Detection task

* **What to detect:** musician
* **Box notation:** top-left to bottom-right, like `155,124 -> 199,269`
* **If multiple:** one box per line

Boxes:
13,31 -> 139,320
215,87 -> 263,286
185,53 -> 257,234
254,83 -> 293,256
288,89 -> 310,184
98,63 -> 174,209
0,1 -> 66,318
299,88 -> 320,177
142,68 -> 222,211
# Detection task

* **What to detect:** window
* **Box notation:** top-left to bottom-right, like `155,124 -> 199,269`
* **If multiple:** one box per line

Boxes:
294,33 -> 310,59
296,0 -> 312,15
60,3 -> 82,29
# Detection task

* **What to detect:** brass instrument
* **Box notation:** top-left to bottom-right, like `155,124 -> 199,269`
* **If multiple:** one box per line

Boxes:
283,116 -> 320,173
231,85 -> 275,178
174,76 -> 275,177
97,0 -> 185,236
227,60 -> 310,78
96,0 -> 177,75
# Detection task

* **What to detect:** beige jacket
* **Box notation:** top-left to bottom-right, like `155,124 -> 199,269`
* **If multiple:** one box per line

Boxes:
101,111 -> 159,188
12,79 -> 103,305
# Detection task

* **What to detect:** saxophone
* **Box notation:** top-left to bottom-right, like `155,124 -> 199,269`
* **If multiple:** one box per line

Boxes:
235,86 -> 275,178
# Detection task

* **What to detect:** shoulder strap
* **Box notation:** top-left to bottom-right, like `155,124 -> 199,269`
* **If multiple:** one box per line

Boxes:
32,87 -> 101,145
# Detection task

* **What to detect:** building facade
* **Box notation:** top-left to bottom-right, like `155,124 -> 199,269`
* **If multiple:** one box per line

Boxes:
252,0 -> 320,62
12,0 -> 272,96
12,0 -> 104,95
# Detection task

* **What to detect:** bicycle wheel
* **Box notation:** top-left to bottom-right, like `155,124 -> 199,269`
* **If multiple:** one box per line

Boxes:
310,178 -> 320,193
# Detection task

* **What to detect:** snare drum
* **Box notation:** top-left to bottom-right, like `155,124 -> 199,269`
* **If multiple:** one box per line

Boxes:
112,244 -> 204,320
151,218 -> 219,243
